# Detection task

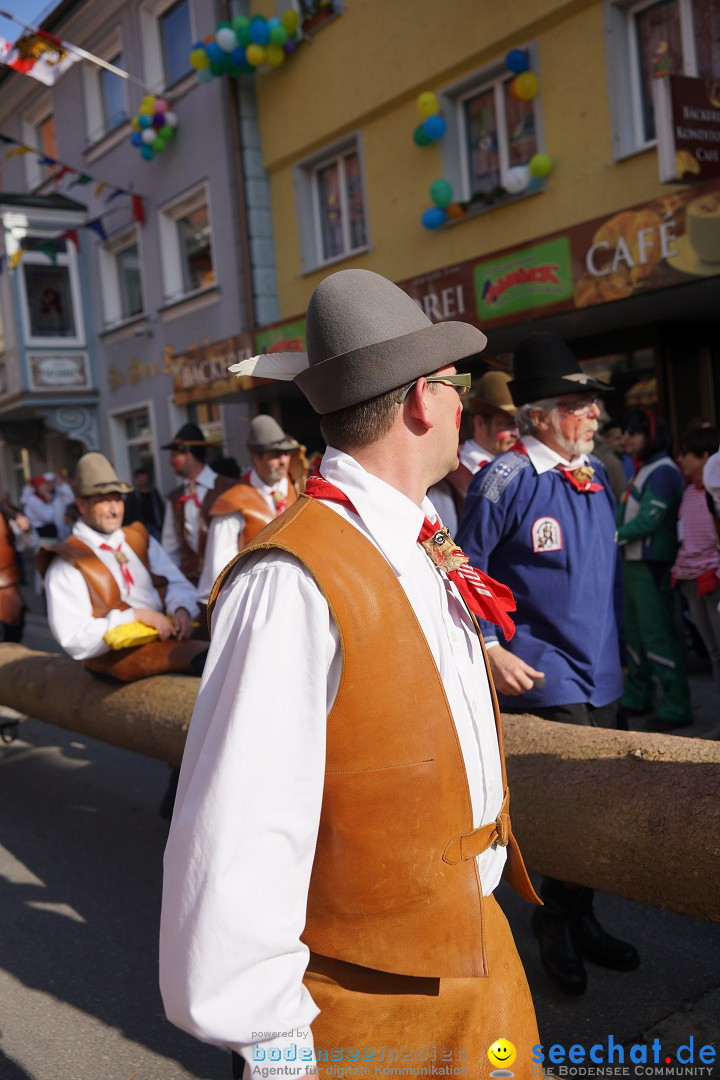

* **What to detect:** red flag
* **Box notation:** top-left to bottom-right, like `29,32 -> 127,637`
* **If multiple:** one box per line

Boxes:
131,195 -> 145,225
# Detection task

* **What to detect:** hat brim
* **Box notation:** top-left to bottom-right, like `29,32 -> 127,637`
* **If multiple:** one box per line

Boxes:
468,400 -> 517,417
161,439 -> 208,450
247,439 -> 298,453
74,481 -> 133,497
295,320 -> 487,415
508,373 -> 612,408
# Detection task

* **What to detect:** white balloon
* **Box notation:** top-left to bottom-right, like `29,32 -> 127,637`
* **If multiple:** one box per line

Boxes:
216,27 -> 237,52
164,111 -> 178,127
503,165 -> 531,194
141,128 -> 158,144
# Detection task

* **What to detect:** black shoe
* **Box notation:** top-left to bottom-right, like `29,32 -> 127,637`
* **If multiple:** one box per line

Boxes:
576,889 -> 640,971
532,906 -> 587,995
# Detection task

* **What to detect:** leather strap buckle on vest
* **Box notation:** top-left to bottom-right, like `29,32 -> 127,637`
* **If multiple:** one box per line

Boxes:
443,789 -> 511,864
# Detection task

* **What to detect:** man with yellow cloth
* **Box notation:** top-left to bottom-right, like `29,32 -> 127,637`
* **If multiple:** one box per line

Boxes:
43,452 -> 199,669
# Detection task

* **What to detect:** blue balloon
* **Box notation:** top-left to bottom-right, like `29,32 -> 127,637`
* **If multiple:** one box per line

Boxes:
506,48 -> 529,73
138,113 -> 152,128
231,45 -> 246,68
422,114 -> 447,141
421,207 -> 447,230
130,131 -> 143,147
192,40 -> 205,51
249,16 -> 270,45
268,17 -> 280,30
141,145 -> 155,161
197,66 -> 214,83
206,41 -> 224,63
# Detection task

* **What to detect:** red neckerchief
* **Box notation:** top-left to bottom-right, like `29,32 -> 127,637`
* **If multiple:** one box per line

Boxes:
99,542 -> 134,588
177,480 -> 201,509
305,475 -> 516,639
510,439 -> 602,494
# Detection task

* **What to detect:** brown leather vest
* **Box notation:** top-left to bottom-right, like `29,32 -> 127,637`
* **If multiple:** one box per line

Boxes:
210,480 -> 298,546
210,496 -> 539,979
0,513 -> 23,625
39,522 -> 205,681
167,475 -> 239,584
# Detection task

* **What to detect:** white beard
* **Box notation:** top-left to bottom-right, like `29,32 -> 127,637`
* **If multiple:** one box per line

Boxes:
550,413 -> 597,458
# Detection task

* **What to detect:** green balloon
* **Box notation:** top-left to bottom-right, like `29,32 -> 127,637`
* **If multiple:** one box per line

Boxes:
413,124 -> 431,147
237,26 -> 251,46
232,15 -> 249,32
159,124 -> 173,138
430,179 -> 453,209
270,25 -> 288,46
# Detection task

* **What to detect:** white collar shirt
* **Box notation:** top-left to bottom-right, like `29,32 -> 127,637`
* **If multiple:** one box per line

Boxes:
45,519 -> 198,660
459,437 -> 494,473
161,449 -> 505,1071
521,434 -> 589,474
248,467 -> 289,515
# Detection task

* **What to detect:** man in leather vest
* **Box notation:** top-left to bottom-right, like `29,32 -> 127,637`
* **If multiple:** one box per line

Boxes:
43,453 -> 199,664
457,332 -> 639,998
196,415 -> 299,605
161,423 -> 239,585
161,270 -> 540,1079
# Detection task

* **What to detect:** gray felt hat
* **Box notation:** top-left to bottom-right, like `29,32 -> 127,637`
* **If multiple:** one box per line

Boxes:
246,415 -> 297,453
294,269 -> 487,415
72,453 -> 132,497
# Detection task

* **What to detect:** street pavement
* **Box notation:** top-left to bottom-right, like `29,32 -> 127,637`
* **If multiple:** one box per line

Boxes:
0,613 -> 718,1079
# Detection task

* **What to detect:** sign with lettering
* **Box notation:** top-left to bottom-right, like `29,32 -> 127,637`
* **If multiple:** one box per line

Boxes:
170,333 -> 254,405
473,237 -> 573,322
28,353 -> 90,390
255,317 -> 306,355
653,75 -> 720,184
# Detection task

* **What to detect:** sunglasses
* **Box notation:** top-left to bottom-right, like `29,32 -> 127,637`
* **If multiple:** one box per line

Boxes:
397,372 -> 472,403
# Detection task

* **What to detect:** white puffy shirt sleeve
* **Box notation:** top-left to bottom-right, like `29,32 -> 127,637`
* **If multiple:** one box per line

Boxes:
160,549 -> 336,1069
196,512 -> 245,605
147,536 -> 199,619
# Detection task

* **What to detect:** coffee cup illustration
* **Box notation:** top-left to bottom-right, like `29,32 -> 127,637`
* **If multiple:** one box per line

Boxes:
685,193 -> 720,264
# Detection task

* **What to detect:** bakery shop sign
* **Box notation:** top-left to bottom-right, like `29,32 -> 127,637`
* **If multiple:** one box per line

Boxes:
653,75 -> 720,183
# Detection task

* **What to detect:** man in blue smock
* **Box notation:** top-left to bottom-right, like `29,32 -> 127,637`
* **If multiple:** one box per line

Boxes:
457,331 -> 639,997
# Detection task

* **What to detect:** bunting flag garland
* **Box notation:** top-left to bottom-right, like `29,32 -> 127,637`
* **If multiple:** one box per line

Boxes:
68,173 -> 93,188
94,180 -> 109,198
85,218 -> 108,242
131,195 -> 145,226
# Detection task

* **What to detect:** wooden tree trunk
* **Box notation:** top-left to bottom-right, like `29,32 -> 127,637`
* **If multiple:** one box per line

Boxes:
0,645 -> 718,921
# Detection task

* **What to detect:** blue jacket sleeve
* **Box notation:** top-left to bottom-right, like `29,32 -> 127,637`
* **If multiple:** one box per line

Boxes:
457,466 -> 517,643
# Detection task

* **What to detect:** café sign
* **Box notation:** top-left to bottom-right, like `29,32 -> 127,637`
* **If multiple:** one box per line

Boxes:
653,75 -> 720,184
170,333 -> 254,405
28,353 -> 90,391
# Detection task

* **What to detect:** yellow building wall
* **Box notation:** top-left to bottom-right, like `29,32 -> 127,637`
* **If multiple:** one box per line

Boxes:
253,0 -> 672,319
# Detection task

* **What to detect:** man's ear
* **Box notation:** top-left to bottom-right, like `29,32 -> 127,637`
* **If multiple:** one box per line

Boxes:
405,377 -> 435,431
532,408 -> 550,434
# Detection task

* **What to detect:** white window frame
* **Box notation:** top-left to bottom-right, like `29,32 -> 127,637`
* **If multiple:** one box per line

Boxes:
21,98 -> 55,191
293,133 -> 370,274
98,225 -> 145,328
82,28 -> 128,148
605,0 -> 705,159
109,400 -> 160,488
16,235 -> 85,349
140,0 -> 196,94
439,48 -> 544,210
158,182 -> 216,304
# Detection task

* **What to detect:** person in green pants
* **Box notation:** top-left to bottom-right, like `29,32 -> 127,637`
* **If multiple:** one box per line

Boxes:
617,409 -> 691,729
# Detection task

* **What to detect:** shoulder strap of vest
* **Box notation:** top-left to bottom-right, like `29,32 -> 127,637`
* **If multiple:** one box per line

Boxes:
122,521 -> 151,570
209,482 -> 269,518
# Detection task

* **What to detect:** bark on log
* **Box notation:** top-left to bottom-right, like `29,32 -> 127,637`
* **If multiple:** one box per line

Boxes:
0,645 -> 718,922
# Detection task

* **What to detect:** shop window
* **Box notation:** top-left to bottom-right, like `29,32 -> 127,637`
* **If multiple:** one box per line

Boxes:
606,0 -> 720,156
99,229 -> 145,326
17,238 -> 84,348
141,0 -> 194,92
158,183 -> 216,303
111,405 -> 158,484
295,136 -> 369,272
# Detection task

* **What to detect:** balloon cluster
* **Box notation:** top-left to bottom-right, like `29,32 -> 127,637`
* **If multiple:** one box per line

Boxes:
421,180 -> 467,230
130,97 -> 178,161
505,48 -> 539,101
190,11 -> 300,79
413,91 -> 447,147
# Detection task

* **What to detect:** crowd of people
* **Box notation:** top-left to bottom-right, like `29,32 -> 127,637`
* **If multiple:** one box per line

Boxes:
1,267 -> 718,1077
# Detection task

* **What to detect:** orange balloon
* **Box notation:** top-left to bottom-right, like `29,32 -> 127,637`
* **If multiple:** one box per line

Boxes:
446,203 -> 467,219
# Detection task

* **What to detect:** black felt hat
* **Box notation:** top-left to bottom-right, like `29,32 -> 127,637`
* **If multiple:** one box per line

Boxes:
508,332 -> 611,407
294,269 -> 488,415
161,422 -> 208,452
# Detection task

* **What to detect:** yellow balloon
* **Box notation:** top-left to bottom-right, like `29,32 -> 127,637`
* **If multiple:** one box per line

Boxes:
131,116 -> 141,131
281,8 -> 299,34
246,43 -> 266,67
513,71 -> 538,100
265,43 -> 285,68
417,91 -> 440,119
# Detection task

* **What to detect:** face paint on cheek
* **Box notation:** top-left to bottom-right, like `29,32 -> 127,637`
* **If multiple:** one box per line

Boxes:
456,405 -> 462,429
